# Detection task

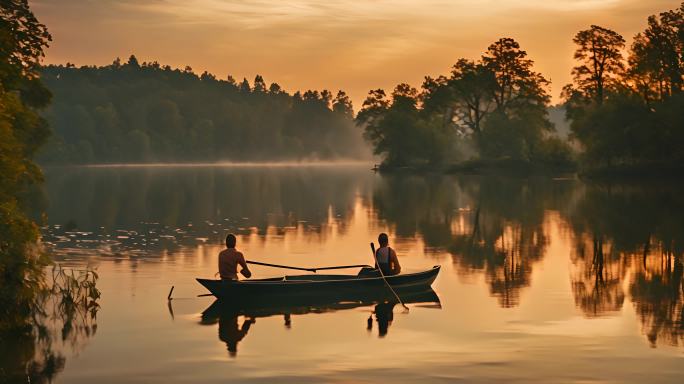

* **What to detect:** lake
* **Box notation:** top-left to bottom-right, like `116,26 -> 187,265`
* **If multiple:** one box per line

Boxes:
17,164 -> 684,382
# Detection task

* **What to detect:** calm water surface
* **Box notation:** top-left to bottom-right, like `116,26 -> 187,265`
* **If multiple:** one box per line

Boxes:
28,165 -> 684,382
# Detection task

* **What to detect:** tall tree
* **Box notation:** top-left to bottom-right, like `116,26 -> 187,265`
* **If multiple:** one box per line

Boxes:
448,59 -> 496,139
332,90 -> 353,115
239,78 -> 251,93
355,89 -> 389,126
0,0 -> 53,333
482,38 -> 550,112
569,25 -> 626,105
629,6 -> 683,102
565,4 -> 684,169
478,38 -> 553,160
253,74 -> 266,92
358,86 -> 409,166
0,0 -> 52,190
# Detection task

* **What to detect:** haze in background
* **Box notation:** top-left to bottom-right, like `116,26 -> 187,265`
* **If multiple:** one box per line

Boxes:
32,0 -> 676,107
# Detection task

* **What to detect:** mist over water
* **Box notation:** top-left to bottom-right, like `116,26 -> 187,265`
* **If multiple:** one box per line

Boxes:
23,165 -> 684,383
77,160 -> 374,168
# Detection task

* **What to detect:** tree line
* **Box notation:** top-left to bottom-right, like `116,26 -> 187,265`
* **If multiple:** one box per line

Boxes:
564,3 -> 684,171
39,59 -> 367,163
359,2 -> 684,172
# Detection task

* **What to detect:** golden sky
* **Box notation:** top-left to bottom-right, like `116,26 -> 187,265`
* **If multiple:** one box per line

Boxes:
33,0 -> 679,107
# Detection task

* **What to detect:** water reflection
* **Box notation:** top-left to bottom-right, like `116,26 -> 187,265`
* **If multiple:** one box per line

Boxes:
202,312 -> 255,358
372,174 -> 684,347
0,265 -> 100,383
569,235 -> 626,317
373,175 -> 574,307
567,181 -> 684,346
39,166 -> 372,257
369,302 -> 396,338
199,289 -> 441,356
37,166 -> 684,350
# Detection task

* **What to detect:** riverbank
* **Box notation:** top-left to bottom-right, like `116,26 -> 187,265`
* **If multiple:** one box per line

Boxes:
376,158 -> 577,176
376,158 -> 684,179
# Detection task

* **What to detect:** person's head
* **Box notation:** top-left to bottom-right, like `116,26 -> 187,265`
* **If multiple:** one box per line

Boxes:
225,233 -> 237,249
378,233 -> 389,247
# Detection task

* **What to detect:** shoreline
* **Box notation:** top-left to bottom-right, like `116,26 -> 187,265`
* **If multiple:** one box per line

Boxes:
376,159 -> 684,180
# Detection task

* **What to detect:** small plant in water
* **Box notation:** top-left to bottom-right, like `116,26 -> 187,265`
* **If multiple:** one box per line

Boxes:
37,264 -> 101,343
0,262 -> 101,383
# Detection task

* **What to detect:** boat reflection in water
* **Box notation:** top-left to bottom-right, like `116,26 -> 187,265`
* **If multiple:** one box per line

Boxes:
200,289 -> 441,356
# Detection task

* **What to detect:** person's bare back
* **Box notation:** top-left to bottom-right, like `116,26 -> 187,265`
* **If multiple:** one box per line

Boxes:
218,234 -> 251,280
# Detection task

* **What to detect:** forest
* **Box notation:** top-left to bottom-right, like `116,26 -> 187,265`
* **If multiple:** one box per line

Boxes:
38,60 -> 367,163
37,2 -> 682,172
359,2 -> 684,173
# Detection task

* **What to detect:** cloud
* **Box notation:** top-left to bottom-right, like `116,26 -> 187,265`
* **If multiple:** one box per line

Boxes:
32,0 -> 680,105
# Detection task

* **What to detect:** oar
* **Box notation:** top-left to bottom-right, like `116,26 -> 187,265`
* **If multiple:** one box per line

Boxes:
247,260 -> 315,272
246,260 -> 372,273
370,242 -> 409,311
314,264 -> 372,271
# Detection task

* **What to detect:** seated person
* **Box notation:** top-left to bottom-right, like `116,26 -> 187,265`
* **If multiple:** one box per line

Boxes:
375,233 -> 401,276
218,233 -> 252,280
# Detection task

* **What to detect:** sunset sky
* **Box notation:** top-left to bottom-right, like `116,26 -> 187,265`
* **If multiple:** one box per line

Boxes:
33,0 -> 679,107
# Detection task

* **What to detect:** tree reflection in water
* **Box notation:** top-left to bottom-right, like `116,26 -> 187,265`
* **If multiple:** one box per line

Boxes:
373,175 -> 570,307
372,175 -> 684,347
34,167 -> 684,349
38,166 -> 369,258
569,235 -> 626,316
568,182 -> 684,347
0,264 -> 100,383
630,247 -> 683,347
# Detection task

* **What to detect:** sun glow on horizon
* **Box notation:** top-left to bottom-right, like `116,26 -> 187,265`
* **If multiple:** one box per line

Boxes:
33,0 -> 675,105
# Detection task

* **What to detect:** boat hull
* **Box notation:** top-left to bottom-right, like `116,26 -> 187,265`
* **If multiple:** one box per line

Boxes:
196,265 -> 440,304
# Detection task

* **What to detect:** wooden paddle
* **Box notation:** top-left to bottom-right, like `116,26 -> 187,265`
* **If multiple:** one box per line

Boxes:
246,260 -> 371,273
370,242 -> 409,311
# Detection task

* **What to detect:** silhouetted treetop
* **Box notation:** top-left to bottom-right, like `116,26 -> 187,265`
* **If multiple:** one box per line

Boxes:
568,25 -> 626,105
358,37 -> 566,168
564,3 -> 684,169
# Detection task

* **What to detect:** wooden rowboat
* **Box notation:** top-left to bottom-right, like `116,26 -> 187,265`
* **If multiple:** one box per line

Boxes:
196,265 -> 440,304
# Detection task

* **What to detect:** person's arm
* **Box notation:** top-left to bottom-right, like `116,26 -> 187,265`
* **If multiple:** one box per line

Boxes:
390,248 -> 401,274
238,252 -> 252,278
217,251 -> 224,278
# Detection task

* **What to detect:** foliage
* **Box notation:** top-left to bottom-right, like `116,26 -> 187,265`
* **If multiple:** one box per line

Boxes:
0,0 -> 52,313
482,38 -> 551,113
38,59 -> 367,163
0,5 -> 100,383
357,84 -> 456,167
628,5 -> 683,103
567,25 -> 626,105
360,37 -> 568,168
565,2 -> 684,169
1,263 -> 100,383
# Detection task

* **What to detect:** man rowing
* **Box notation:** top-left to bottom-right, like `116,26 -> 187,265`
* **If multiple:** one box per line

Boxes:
218,234 -> 252,280
374,233 -> 401,276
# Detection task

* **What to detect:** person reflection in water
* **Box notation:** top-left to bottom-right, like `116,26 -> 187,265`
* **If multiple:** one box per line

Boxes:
375,233 -> 401,275
219,234 -> 252,280
367,301 -> 396,337
218,314 -> 255,357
